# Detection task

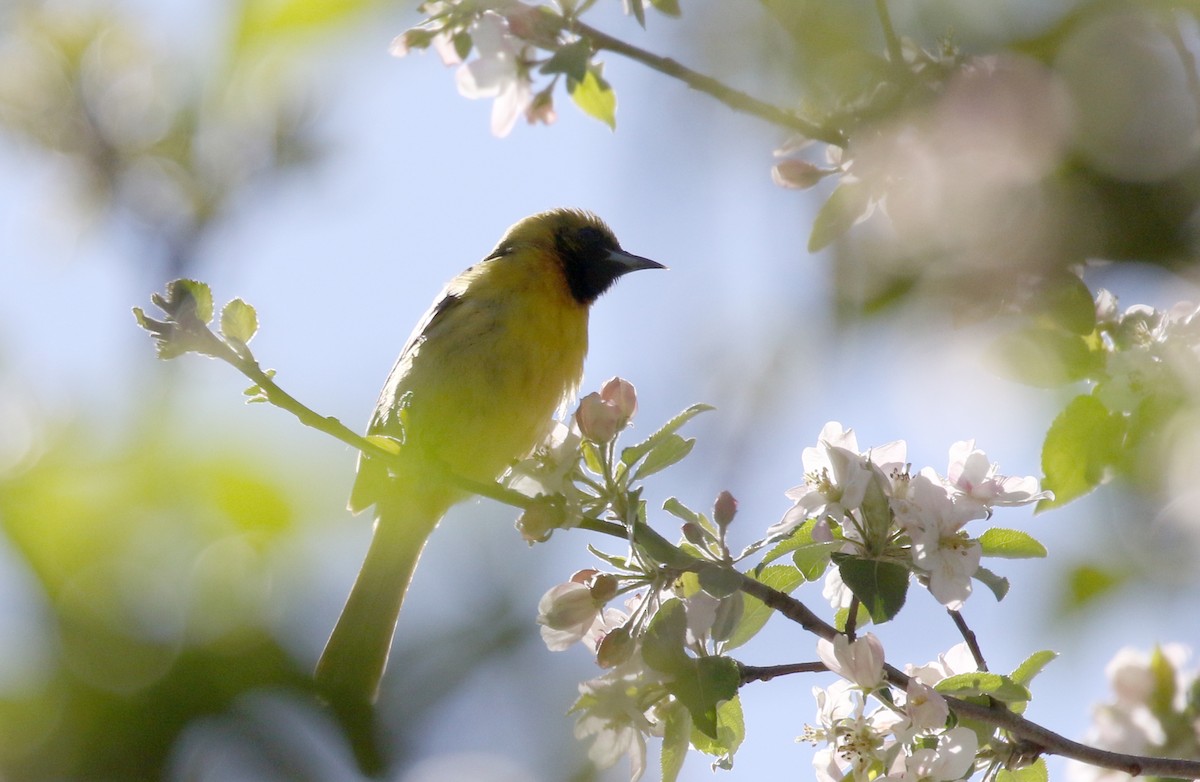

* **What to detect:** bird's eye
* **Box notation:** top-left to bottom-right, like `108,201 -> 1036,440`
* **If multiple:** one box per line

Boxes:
576,226 -> 604,245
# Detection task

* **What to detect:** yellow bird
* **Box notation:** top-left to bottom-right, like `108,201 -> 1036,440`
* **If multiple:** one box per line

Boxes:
315,209 -> 663,706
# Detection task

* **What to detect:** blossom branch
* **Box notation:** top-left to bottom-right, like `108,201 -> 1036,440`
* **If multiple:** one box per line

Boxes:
947,609 -> 988,672
739,661 -> 827,684
570,20 -> 846,145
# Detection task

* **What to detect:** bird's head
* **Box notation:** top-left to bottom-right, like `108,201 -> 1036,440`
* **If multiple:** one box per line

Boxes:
492,209 -> 665,306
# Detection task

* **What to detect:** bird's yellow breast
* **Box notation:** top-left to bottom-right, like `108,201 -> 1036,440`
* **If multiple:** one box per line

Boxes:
370,244 -> 588,492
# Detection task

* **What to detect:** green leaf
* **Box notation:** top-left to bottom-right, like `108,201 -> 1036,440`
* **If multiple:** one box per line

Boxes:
220,298 -> 259,345
689,692 -> 744,760
808,181 -> 871,252
152,279 -> 214,325
1010,650 -> 1058,688
539,39 -> 590,82
757,519 -> 818,567
663,497 -> 704,527
978,528 -> 1047,559
697,564 -> 742,598
670,656 -> 739,739
1149,645 -> 1178,715
642,599 -> 689,675
1061,563 -> 1125,610
710,593 -> 744,643
650,0 -> 682,16
633,434 -> 695,480
568,67 -> 616,129
998,758 -> 1048,782
1030,272 -> 1096,335
973,566 -> 1010,601
721,565 -> 805,651
836,556 -> 909,623
660,701 -> 691,782
621,404 -> 713,470
987,326 -> 1103,387
793,541 -> 839,581
936,672 -> 1030,703
628,0 -> 646,27
835,603 -> 873,632
1039,394 -> 1125,509
234,0 -> 380,52
581,439 -> 604,474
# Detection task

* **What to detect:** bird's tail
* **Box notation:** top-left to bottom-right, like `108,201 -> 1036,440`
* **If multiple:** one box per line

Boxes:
314,494 -> 442,707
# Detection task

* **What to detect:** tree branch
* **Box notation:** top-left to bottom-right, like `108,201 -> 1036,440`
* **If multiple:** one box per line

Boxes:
571,20 -> 846,146
947,609 -> 988,672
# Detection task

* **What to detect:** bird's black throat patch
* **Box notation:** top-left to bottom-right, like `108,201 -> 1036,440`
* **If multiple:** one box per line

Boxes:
556,223 -> 628,306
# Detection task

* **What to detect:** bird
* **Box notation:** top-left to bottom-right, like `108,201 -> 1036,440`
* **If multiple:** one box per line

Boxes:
314,208 -> 663,707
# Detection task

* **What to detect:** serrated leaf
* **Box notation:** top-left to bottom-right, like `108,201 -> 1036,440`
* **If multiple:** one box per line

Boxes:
987,326 -> 1102,387
1039,394 -> 1125,509
978,528 -> 1047,559
837,556 -> 909,623
539,39 -> 590,81
936,672 -> 1030,703
973,565 -> 1010,601
671,656 -> 739,739
621,404 -> 713,469
998,758 -> 1048,782
721,565 -> 805,651
808,181 -> 871,252
633,434 -> 694,480
793,541 -> 839,581
156,279 -> 214,324
1010,650 -> 1058,688
660,700 -> 691,782
756,519 -> 818,567
220,298 -> 258,345
568,67 -> 616,129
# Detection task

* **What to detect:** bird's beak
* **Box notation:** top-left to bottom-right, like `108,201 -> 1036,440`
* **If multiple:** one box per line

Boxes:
606,248 -> 667,274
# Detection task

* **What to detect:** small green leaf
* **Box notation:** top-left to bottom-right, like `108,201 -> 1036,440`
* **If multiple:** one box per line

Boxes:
663,497 -> 704,526
689,692 -> 744,760
936,672 -> 1030,703
153,279 -> 214,325
973,566 -> 1010,601
722,565 -> 805,651
539,39 -> 590,81
1030,272 -> 1096,335
627,0 -> 646,27
998,758 -> 1048,782
757,519 -> 819,567
836,556 -> 909,623
671,656 -> 739,740
793,541 -> 839,581
1010,650 -> 1058,688
1039,394 -> 1125,509
808,181 -> 871,252
660,700 -> 691,782
581,439 -> 604,474
1061,563 -> 1124,610
453,30 -> 472,61
642,599 -> 689,675
633,434 -> 694,480
220,298 -> 258,345
568,67 -> 616,129
987,326 -> 1102,387
1149,645 -> 1178,715
710,593 -> 744,643
978,528 -> 1047,559
621,404 -> 713,469
650,0 -> 682,16
697,564 -> 742,598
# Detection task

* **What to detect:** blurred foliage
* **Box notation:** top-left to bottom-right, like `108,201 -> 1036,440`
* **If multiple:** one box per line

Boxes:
0,412 -> 312,778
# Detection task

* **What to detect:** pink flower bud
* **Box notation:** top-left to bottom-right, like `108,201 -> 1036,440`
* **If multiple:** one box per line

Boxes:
596,626 -> 634,669
599,377 -> 637,422
771,158 -> 828,189
713,490 -> 738,530
575,392 -> 622,443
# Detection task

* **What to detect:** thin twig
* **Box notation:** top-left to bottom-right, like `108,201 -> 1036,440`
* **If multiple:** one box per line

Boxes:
947,609 -> 987,672
739,661 -> 826,684
570,20 -> 845,146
